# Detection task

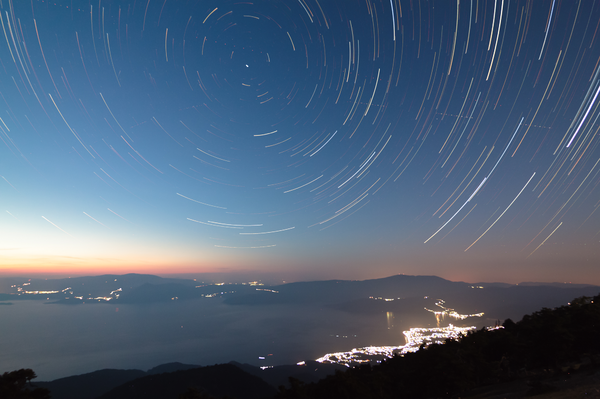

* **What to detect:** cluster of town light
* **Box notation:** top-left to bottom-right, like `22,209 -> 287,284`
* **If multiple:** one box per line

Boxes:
425,299 -> 484,326
315,324 -> 478,367
315,297 -> 498,367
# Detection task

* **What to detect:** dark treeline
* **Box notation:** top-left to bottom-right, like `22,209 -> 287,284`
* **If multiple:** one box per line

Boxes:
0,369 -> 50,399
276,294 -> 600,399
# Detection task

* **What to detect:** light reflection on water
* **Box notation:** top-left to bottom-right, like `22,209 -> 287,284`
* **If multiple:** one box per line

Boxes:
0,299 -> 404,380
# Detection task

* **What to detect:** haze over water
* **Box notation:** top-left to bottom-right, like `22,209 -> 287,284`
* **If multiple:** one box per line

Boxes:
1,299 -> 395,380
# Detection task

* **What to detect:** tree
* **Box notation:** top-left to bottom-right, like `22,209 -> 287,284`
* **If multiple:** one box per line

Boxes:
0,369 -> 50,399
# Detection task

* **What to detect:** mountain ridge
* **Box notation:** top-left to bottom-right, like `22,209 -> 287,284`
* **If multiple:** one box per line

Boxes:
35,361 -> 346,399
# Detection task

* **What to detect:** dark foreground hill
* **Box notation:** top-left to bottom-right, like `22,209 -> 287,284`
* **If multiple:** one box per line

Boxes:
95,364 -> 276,399
34,361 -> 346,399
34,364 -> 199,399
36,369 -> 145,399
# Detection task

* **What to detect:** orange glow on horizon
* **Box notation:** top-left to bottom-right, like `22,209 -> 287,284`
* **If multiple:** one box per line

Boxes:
0,256 -> 228,277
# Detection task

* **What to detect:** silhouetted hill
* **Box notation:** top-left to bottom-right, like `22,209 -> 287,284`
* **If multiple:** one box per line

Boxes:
224,275 -> 600,325
35,361 -> 347,399
96,364 -> 276,399
116,283 -> 202,303
147,362 -> 201,375
223,275 -> 469,305
230,361 -> 347,388
35,369 -> 146,399
517,281 -> 597,288
35,363 -> 209,399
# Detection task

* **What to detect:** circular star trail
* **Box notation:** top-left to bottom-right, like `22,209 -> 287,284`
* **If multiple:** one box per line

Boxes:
1,0 -> 599,281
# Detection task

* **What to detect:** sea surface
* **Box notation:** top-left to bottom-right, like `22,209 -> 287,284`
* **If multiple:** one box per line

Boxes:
0,299 -> 408,381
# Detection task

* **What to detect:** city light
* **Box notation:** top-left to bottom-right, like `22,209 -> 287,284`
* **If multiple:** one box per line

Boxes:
316,324 -> 478,367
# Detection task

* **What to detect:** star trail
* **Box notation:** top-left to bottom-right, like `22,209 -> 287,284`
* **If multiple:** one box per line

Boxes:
0,0 -> 599,283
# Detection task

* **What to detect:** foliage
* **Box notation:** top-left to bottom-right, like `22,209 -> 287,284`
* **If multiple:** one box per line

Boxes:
0,369 -> 51,399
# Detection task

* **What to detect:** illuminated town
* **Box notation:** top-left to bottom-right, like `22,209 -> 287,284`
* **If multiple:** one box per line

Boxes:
6,280 -> 266,302
315,324 -> 478,367
424,299 -> 484,326
316,298 -> 496,367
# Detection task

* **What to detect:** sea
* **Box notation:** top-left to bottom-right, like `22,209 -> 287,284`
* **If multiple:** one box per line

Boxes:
0,299 -> 405,381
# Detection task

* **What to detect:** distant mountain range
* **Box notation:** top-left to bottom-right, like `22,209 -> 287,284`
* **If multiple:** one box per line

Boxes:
1,273 -> 598,323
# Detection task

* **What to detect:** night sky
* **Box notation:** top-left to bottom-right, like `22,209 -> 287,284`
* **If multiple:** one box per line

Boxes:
1,0 -> 599,284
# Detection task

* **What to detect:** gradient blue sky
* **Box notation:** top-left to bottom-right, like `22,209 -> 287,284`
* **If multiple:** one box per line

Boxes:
1,0 -> 599,284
